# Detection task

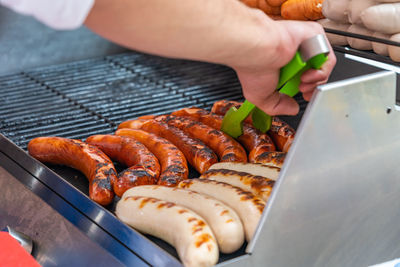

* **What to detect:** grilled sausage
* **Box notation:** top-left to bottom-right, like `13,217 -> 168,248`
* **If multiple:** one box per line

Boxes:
211,100 -> 295,152
253,151 -> 286,168
116,196 -> 219,267
171,108 -> 275,162
28,137 -> 116,205
178,179 -> 265,241
119,119 -> 218,174
270,117 -> 295,152
85,135 -> 160,197
155,115 -> 247,163
115,129 -> 188,187
211,100 -> 243,117
200,169 -> 275,202
122,185 -> 244,253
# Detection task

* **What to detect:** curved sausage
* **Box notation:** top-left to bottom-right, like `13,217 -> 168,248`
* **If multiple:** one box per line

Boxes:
122,185 -> 244,253
171,108 -> 276,162
85,135 -> 160,197
119,119 -> 218,174
28,137 -> 116,206
115,128 -> 188,187
178,178 -> 265,241
155,115 -> 247,163
200,168 -> 275,202
211,100 -> 295,152
116,195 -> 219,267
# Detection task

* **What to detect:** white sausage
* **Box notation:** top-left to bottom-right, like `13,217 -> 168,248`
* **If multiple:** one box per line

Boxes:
347,24 -> 373,50
121,185 -> 244,253
178,179 -> 265,242
318,19 -> 350,46
388,33 -> 400,62
348,0 -> 376,25
322,0 -> 350,23
361,3 -> 400,35
200,169 -> 275,202
208,162 -> 280,180
372,32 -> 390,56
116,196 -> 218,267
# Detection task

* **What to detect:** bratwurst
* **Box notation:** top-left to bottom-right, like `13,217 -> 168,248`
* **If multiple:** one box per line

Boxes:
86,134 -> 160,197
28,136 -> 116,205
115,129 -> 188,187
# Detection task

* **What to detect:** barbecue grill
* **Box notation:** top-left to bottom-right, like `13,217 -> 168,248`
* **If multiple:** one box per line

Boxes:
2,25 -> 400,266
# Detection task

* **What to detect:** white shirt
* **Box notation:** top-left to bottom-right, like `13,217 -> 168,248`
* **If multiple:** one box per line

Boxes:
0,0 -> 95,30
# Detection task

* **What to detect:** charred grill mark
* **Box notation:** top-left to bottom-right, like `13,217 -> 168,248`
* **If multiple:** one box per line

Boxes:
203,169 -> 274,181
255,151 -> 286,164
120,169 -> 152,178
178,209 -> 188,214
192,228 -> 203,234
125,196 -> 141,201
102,167 -> 117,177
92,176 -> 112,190
157,202 -> 176,209
188,217 -> 197,223
221,153 -> 237,162
95,162 -> 110,170
139,198 -> 150,209
157,203 -> 167,209
208,129 -> 221,136
195,233 -> 213,248
178,180 -> 193,188
220,210 -> 229,216
165,202 -> 175,208
164,164 -> 186,175
192,220 -> 206,235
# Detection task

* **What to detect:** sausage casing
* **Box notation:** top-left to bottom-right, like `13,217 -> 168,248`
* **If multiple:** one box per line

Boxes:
115,128 -> 188,186
86,134 -> 160,197
116,195 -> 219,267
122,185 -> 244,253
155,115 -> 247,163
171,108 -> 276,162
178,178 -> 265,241
119,119 -> 218,174
200,168 -> 275,202
28,136 -> 116,205
211,100 -> 295,152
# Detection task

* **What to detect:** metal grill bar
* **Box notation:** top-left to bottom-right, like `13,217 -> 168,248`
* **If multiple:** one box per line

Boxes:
0,52 -> 246,150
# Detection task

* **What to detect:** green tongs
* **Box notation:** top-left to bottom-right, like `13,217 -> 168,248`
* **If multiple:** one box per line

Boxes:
221,34 -> 330,138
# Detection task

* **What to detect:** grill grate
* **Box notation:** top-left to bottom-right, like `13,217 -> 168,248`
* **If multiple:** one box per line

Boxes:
0,52 -> 251,149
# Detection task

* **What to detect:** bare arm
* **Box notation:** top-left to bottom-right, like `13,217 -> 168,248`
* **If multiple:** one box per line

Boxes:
85,0 -> 336,115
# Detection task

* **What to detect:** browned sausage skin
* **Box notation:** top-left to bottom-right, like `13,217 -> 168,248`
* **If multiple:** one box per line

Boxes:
85,134 -> 160,197
154,115 -> 247,163
252,151 -> 286,168
211,100 -> 295,152
118,119 -> 218,174
115,129 -> 188,187
171,108 -> 276,162
28,137 -> 116,206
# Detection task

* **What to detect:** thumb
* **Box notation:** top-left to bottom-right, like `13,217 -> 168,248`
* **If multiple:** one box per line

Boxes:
247,91 -> 299,116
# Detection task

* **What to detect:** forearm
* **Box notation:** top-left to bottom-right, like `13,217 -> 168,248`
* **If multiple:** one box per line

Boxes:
85,0 -> 277,67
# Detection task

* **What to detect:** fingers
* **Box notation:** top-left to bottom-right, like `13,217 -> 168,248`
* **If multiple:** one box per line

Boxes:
247,91 -> 299,116
299,46 -> 337,100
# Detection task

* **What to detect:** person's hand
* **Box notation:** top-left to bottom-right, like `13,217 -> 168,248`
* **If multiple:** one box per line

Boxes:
231,19 -> 336,116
